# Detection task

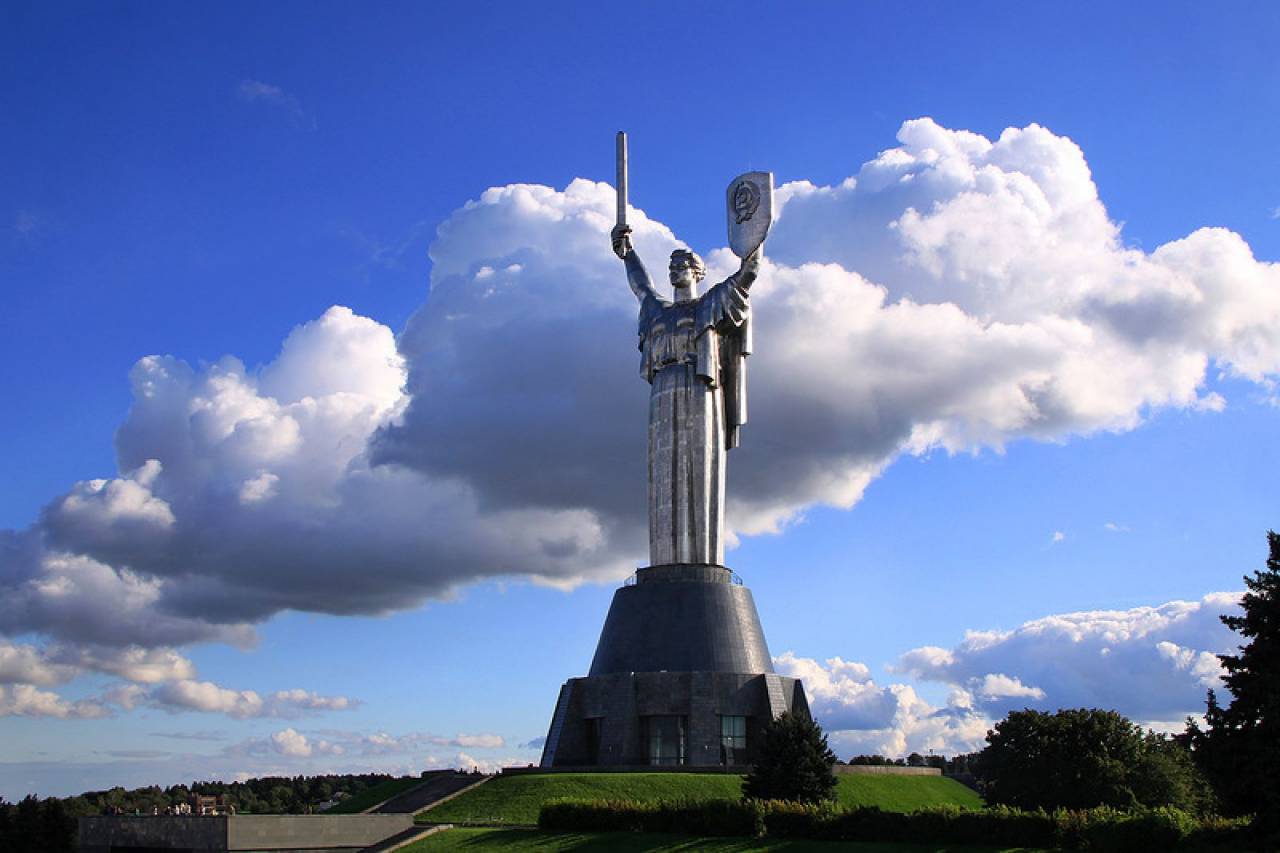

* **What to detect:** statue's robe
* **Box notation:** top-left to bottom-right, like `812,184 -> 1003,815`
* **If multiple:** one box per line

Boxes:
629,256 -> 753,567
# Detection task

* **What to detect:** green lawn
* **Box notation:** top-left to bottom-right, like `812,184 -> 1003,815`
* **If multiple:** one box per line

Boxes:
401,827 -> 1047,852
323,776 -> 423,814
419,773 -> 742,825
417,773 -> 981,826
834,776 -> 983,812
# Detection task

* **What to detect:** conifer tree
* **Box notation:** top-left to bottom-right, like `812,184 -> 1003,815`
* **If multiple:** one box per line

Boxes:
1192,531 -> 1280,837
743,711 -> 838,803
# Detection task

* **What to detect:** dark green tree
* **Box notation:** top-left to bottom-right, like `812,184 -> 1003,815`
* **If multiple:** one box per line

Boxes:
743,712 -> 838,803
39,797 -> 74,853
13,796 -> 41,852
0,798 -> 11,851
1131,733 -> 1216,815
979,708 -> 1210,812
1189,530 -> 1280,837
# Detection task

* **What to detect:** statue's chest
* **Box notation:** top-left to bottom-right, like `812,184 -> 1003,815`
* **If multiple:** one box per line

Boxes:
646,303 -> 698,360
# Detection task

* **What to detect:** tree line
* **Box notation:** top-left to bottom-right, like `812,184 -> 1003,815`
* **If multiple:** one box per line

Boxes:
0,772 -> 401,853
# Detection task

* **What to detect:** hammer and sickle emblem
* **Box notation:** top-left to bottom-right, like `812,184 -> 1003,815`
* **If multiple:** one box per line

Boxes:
732,180 -> 760,224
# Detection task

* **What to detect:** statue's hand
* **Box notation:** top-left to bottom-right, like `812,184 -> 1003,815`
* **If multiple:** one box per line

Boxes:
740,245 -> 762,277
611,224 -> 633,260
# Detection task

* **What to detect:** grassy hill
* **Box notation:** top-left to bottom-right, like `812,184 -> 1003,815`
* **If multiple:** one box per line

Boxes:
835,774 -> 982,812
324,776 -> 423,814
418,773 -> 742,825
417,772 -> 980,826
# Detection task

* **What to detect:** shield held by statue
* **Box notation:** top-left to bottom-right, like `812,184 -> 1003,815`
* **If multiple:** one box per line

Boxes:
726,171 -> 774,258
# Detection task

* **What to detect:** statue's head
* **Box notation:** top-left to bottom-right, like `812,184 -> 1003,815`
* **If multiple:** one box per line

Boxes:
668,248 -> 706,297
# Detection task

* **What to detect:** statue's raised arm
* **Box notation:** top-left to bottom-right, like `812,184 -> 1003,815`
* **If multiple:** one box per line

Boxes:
611,224 -> 659,304
713,246 -> 761,297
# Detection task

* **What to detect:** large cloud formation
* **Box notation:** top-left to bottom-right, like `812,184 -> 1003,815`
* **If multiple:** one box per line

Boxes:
894,592 -> 1241,721
777,591 -> 1244,757
2,118 -> 1277,717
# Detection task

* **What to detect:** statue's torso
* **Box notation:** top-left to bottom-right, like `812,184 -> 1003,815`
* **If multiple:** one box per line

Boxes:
640,302 -> 701,376
640,297 -> 716,386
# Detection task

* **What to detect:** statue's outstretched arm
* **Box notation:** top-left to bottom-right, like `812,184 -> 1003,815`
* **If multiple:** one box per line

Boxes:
731,247 -> 762,290
708,246 -> 762,296
612,224 -> 659,303
624,253 -> 659,303
702,247 -> 760,336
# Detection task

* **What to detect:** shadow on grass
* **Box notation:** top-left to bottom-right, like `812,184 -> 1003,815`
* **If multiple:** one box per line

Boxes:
419,827 -> 1045,852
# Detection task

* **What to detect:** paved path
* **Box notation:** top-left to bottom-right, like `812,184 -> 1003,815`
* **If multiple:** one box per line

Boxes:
362,823 -> 451,852
373,772 -> 490,815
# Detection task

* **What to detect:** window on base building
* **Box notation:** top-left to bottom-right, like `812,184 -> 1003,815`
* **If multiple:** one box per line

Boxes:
644,715 -> 686,766
720,715 -> 748,765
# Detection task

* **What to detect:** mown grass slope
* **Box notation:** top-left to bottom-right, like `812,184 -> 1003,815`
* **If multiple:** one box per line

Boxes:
419,773 -> 742,825
417,773 -> 981,826
402,827 -> 1044,852
324,776 -> 423,814
834,774 -> 983,812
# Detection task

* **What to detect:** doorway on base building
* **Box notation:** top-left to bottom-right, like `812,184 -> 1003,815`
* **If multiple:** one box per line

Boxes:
584,716 -> 601,764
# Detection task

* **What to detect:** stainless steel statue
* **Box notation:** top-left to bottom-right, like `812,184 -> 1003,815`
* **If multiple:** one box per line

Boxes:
609,132 -> 773,567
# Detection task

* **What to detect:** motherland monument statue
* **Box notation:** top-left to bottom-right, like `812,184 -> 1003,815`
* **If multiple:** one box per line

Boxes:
610,128 -> 768,567
539,135 -> 807,770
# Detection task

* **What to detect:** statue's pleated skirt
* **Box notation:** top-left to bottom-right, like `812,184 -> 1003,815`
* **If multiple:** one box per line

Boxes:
648,363 -> 725,566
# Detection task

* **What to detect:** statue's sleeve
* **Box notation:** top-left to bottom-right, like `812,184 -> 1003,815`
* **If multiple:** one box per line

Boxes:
696,272 -> 753,449
638,292 -> 666,382
624,251 -> 661,304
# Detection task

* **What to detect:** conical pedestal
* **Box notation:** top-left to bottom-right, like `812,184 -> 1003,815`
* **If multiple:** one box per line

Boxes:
540,564 -> 808,769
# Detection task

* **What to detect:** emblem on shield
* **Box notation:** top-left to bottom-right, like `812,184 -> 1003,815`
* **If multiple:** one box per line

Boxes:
726,171 -> 774,258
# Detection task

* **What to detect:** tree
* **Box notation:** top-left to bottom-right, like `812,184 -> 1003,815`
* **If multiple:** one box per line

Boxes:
12,796 -> 41,852
946,752 -> 980,776
1131,733 -> 1216,816
1189,530 -> 1280,837
743,712 -> 838,803
39,798 -> 74,853
979,708 -> 1209,812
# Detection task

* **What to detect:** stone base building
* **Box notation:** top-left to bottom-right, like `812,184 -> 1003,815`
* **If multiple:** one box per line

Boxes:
540,564 -> 808,769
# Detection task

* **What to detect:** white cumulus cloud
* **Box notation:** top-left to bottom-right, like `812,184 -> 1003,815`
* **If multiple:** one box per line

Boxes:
151,680 -> 265,718
775,652 -> 990,758
148,679 -> 359,719
895,591 -> 1241,719
269,728 -> 344,758
0,643 -> 78,686
0,684 -> 109,719
779,590 -> 1242,757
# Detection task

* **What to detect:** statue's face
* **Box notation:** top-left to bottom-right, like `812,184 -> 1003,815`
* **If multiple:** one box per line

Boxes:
668,255 -> 699,291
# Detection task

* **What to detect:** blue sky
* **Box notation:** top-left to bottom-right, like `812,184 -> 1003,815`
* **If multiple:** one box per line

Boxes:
2,2 -> 1279,798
